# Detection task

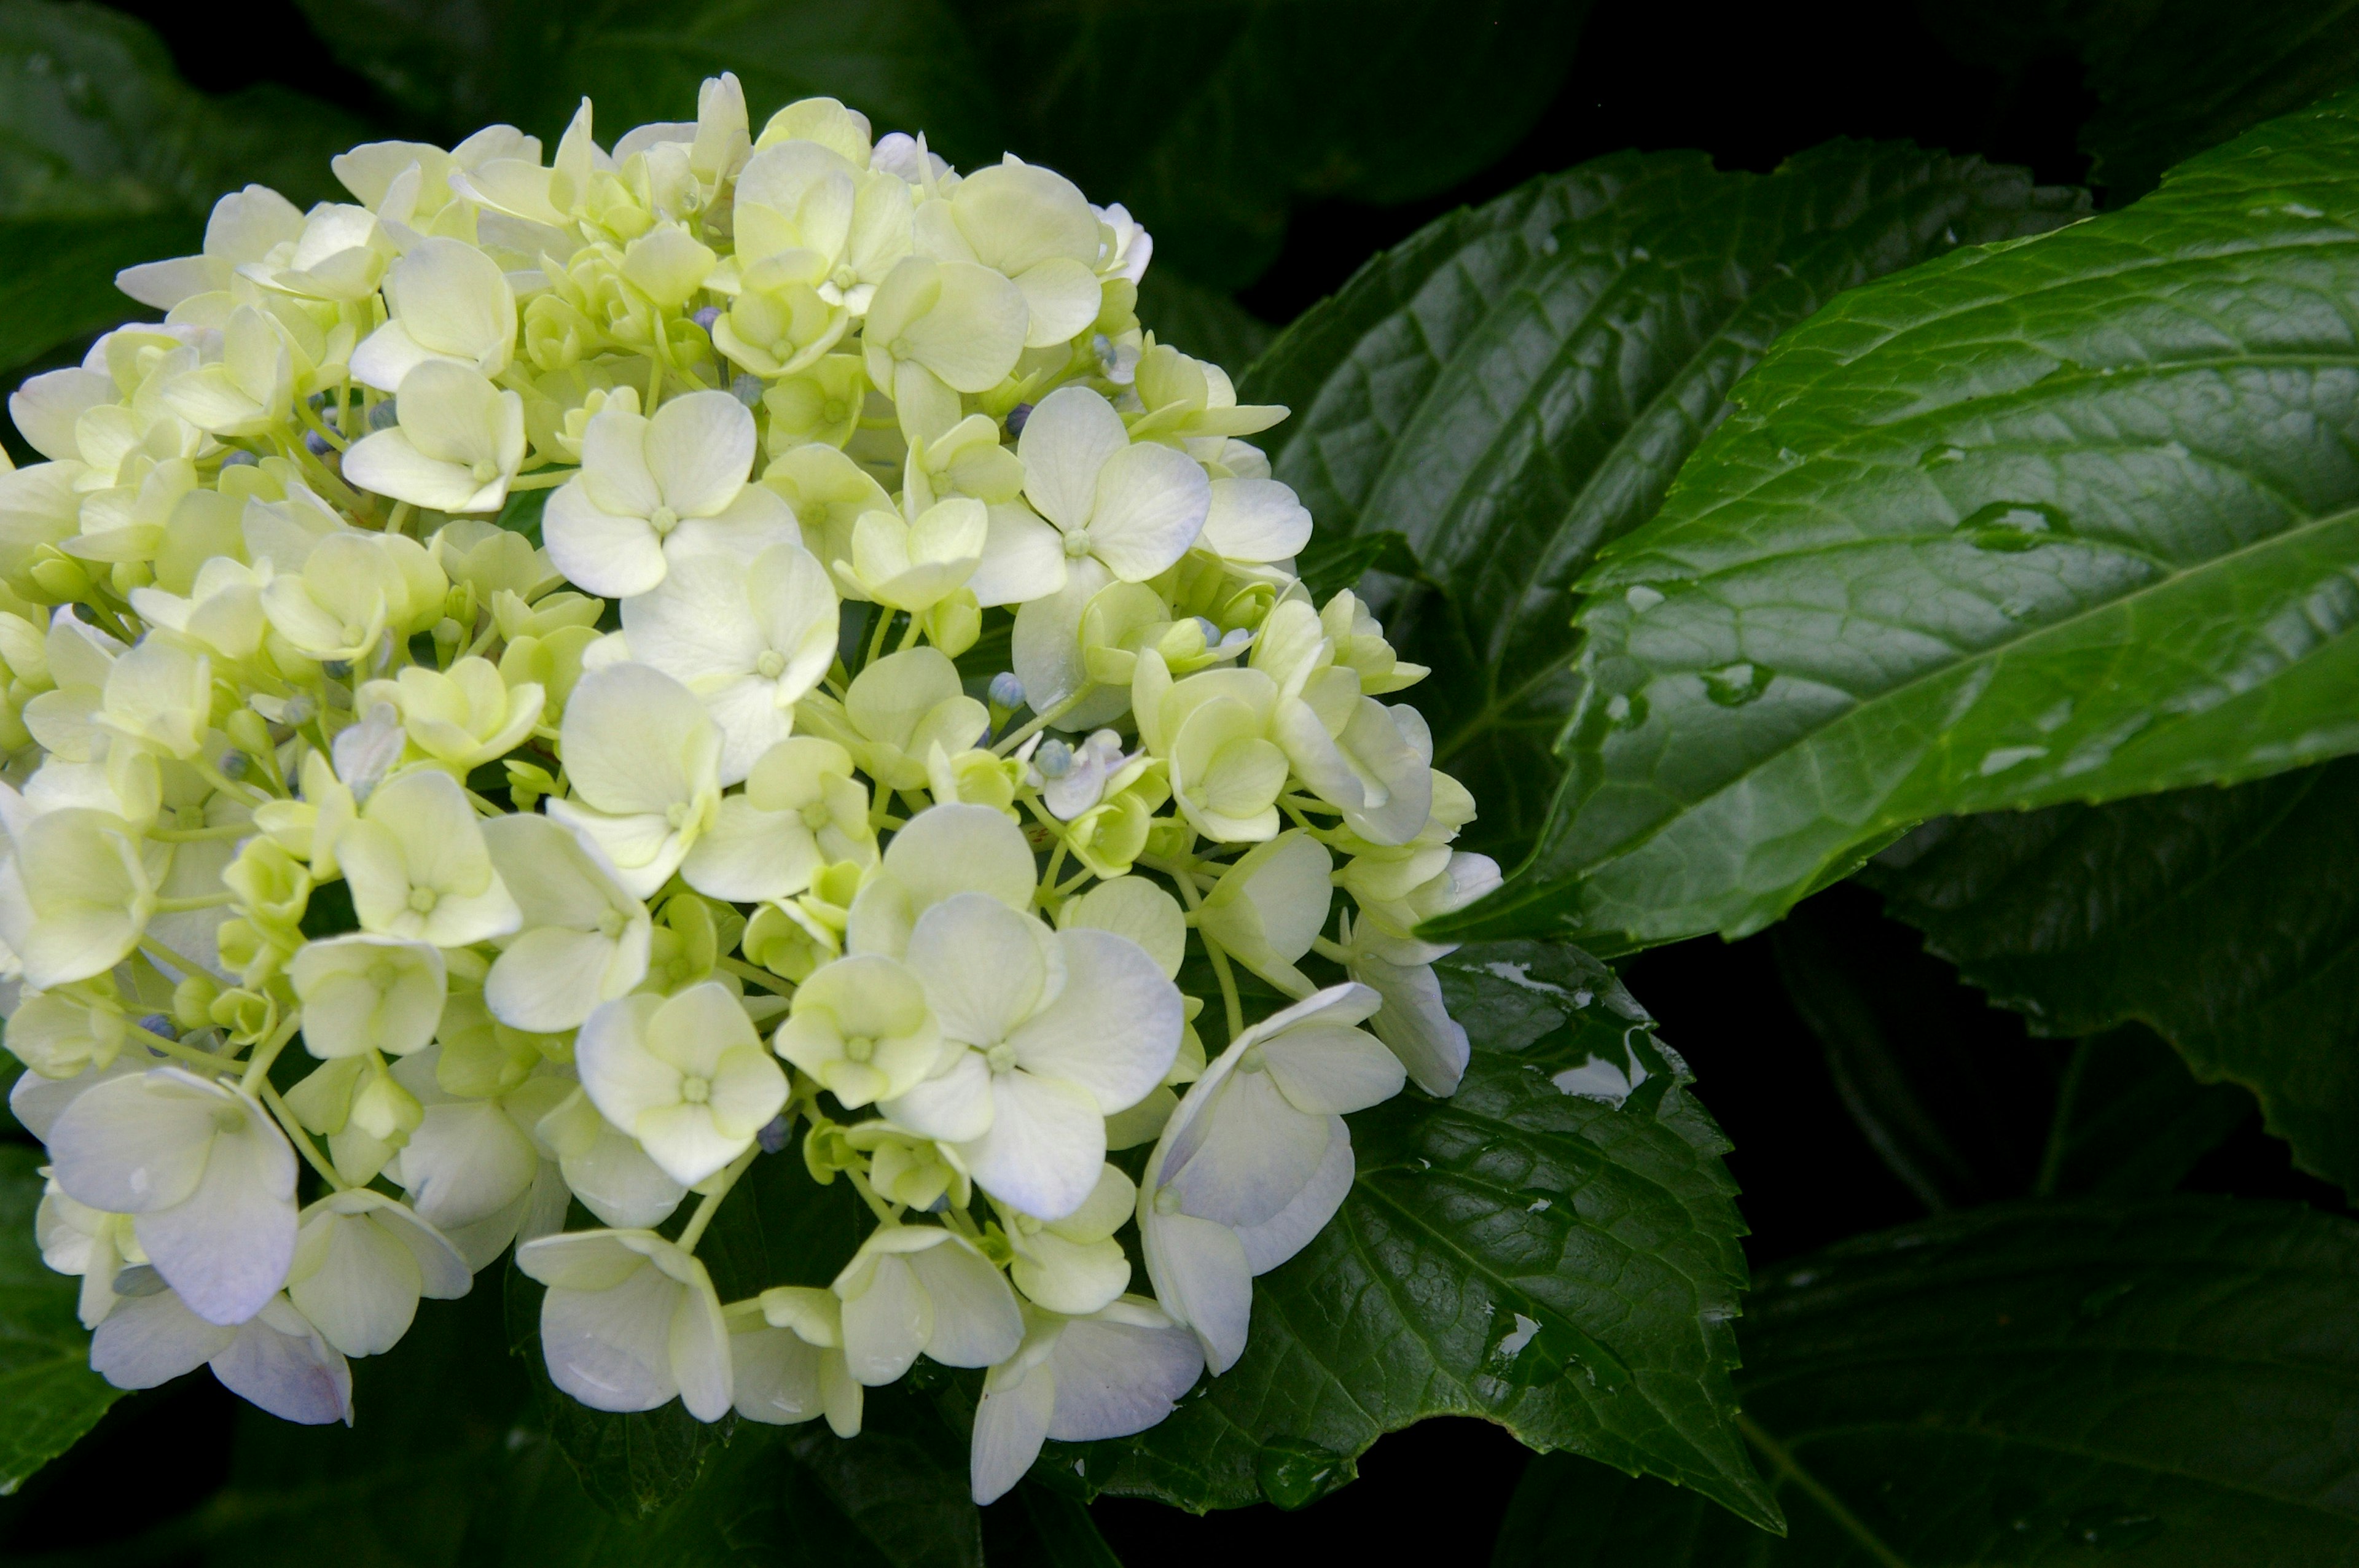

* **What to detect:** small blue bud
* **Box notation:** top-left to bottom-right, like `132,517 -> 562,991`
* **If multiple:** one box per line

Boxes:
322,660 -> 353,681
988,671 -> 1025,709
1219,625 -> 1254,649
1192,617 -> 1221,644
692,305 -> 722,331
137,1013 -> 176,1041
219,751 -> 251,780
731,372 -> 763,408
1005,402 -> 1033,437
369,399 -> 401,432
303,430 -> 335,457
221,450 -> 259,468
756,1115 -> 791,1154
1035,739 -> 1074,779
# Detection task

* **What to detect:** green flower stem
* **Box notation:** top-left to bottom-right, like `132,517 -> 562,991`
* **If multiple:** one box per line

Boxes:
257,1078 -> 347,1192
294,398 -> 347,453
843,1164 -> 901,1226
152,892 -> 237,914
1169,849 -> 1246,1038
677,1145 -> 759,1253
238,1013 -> 302,1094
505,467 -> 579,492
718,955 -> 793,997
1310,935 -> 1352,963
126,1023 -> 239,1075
992,685 -> 1098,757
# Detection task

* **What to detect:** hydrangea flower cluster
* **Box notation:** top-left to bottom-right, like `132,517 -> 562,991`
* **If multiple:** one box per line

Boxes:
0,74 -> 1498,1503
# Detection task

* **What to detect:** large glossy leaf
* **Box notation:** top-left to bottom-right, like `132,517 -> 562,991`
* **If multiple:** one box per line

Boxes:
1057,941 -> 1778,1532
1770,892 -> 2249,1209
959,0 -> 1587,291
0,1142 -> 120,1496
1861,755 -> 2359,1200
1242,142 -> 2085,857
0,1 -> 366,384
1493,1197 -> 2359,1566
1444,88 -> 2359,952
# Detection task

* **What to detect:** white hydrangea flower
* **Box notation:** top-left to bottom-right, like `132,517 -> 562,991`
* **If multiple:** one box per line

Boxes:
734,1284 -> 863,1435
543,391 -> 797,598
288,934 -> 448,1059
480,813 -> 652,1031
515,1228 -> 732,1421
969,1297 -> 1203,1505
93,1286 -> 354,1426
544,662 -> 723,897
618,541 -> 837,782
831,1225 -> 1022,1386
575,981 -> 787,1185
1139,985 -> 1400,1371
882,891 -> 1178,1220
45,1067 -> 298,1327
335,768 -> 522,947
285,1188 -> 471,1357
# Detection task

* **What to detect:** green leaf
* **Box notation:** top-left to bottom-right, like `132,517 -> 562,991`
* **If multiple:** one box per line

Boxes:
1861,754 -> 2359,1199
1242,142 -> 2085,859
0,1143 -> 121,1496
1767,895 -> 2250,1207
1490,1449 -> 1751,1566
0,1 -> 369,384
1447,89 -> 2359,952
1495,1196 -> 2359,1566
0,215 -> 194,382
2040,1026 -> 2256,1199
1065,943 -> 1778,1532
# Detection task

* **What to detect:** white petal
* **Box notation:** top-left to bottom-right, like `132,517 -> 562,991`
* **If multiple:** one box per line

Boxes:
907,1241 -> 1022,1368
1234,1120 -> 1353,1274
646,391 -> 756,518
1018,387 -> 1127,532
211,1298 -> 353,1424
957,1069 -> 1103,1222
130,1090 -> 297,1326
969,1355 -> 1056,1505
1044,1303 -> 1203,1440
1085,443 -> 1208,581
88,1287 -> 233,1389
541,1259 -> 683,1411
543,480 -> 668,598
1143,1211 -> 1251,1375
1006,929 -> 1179,1113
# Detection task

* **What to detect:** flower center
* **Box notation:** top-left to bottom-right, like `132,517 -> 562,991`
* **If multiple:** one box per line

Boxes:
1153,1186 -> 1181,1215
597,909 -> 628,939
984,1042 -> 1017,1074
649,504 -> 679,536
1238,1047 -> 1266,1074
800,800 -> 832,830
756,649 -> 787,679
1062,528 -> 1093,559
367,961 -> 399,992
679,1074 -> 710,1104
666,801 -> 691,828
407,887 -> 439,913
842,1034 -> 875,1063
471,458 -> 499,483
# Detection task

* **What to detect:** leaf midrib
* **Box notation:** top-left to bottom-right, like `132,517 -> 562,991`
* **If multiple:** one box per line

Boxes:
1554,499 -> 2359,905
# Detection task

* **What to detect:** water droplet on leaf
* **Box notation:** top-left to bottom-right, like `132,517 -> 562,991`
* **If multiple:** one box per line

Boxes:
1256,1439 -> 1355,1510
1920,443 -> 1966,468
1700,661 -> 1773,707
1960,500 -> 2071,552
2068,1508 -> 2164,1550
1603,692 -> 1648,728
